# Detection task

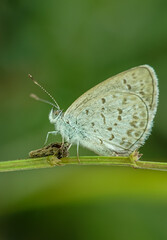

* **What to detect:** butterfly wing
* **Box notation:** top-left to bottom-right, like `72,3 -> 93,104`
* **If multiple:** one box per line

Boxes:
64,65 -> 158,155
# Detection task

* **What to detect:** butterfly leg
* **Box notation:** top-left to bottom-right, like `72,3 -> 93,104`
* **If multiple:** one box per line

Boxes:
77,142 -> 80,163
44,131 -> 58,145
67,143 -> 72,150
61,135 -> 64,145
60,135 -> 66,151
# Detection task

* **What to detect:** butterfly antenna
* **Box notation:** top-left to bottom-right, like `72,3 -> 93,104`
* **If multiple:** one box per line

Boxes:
28,74 -> 60,109
30,93 -> 57,108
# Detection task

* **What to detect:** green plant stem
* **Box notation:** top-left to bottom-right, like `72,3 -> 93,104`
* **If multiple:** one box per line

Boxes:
0,153 -> 167,172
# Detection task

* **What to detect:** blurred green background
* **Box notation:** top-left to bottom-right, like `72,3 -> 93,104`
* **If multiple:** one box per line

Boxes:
0,0 -> 167,239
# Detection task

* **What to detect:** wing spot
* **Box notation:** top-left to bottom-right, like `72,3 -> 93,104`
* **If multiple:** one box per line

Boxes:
135,131 -> 141,137
99,139 -> 103,144
101,107 -> 105,111
125,142 -> 131,147
109,134 -> 115,141
130,121 -> 138,128
141,112 -> 147,118
139,91 -> 145,95
91,122 -> 95,127
114,123 -> 118,126
127,84 -> 131,90
132,73 -> 137,79
145,97 -> 150,102
101,98 -> 106,104
118,115 -> 122,121
133,115 -> 139,120
120,137 -> 126,145
127,129 -> 133,137
107,127 -> 112,131
140,121 -> 145,127
86,110 -> 89,115
101,113 -> 106,124
123,79 -> 127,84
117,108 -> 123,114
122,98 -> 127,104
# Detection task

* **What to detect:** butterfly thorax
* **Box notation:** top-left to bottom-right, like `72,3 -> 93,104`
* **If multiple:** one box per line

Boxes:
49,108 -> 84,144
57,114 -> 87,144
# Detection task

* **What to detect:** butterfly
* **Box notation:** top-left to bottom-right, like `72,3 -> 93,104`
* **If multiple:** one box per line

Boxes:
30,65 -> 158,157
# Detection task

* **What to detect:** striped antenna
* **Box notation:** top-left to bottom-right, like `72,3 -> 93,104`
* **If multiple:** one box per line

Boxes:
28,74 -> 60,109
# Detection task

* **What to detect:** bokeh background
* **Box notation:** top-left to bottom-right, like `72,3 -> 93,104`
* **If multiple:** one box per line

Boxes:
0,0 -> 167,239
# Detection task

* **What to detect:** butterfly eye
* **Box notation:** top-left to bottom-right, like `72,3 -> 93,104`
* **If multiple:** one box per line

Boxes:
52,109 -> 58,116
54,110 -> 59,115
51,108 -> 62,119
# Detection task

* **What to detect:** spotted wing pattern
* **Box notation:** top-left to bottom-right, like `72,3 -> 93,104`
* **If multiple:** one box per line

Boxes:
64,65 -> 158,156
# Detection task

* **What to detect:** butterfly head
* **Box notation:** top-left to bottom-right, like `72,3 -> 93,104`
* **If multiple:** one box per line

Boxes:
49,107 -> 63,124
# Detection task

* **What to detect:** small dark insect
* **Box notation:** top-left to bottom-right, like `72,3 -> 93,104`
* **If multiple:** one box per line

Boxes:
29,142 -> 70,159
